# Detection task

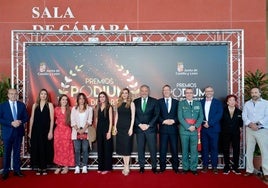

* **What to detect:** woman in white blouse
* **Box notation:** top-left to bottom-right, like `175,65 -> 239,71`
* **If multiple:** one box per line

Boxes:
71,93 -> 93,174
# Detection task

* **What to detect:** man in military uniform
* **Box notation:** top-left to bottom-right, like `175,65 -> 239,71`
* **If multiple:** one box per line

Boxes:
178,87 -> 203,175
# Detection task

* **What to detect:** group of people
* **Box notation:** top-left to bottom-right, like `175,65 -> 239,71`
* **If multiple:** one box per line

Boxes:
0,85 -> 267,182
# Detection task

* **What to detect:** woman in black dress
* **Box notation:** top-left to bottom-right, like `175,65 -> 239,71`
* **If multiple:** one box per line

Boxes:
221,94 -> 243,175
94,91 -> 113,174
28,88 -> 54,175
114,88 -> 135,176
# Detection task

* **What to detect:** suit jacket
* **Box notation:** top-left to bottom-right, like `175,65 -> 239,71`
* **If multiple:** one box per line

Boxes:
200,98 -> 223,133
158,98 -> 179,134
220,106 -> 243,135
178,99 -> 203,135
134,96 -> 160,134
0,100 -> 29,140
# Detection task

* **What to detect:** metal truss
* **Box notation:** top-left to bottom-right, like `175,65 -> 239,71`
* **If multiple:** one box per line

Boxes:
11,29 -> 245,170
20,151 -> 245,170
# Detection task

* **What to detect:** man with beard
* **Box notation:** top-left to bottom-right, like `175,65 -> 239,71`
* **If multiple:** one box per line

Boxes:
242,87 -> 268,182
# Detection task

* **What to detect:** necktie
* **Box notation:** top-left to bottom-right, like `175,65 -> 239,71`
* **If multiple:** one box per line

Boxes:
189,101 -> 192,108
142,98 -> 147,112
12,102 -> 17,120
165,99 -> 169,112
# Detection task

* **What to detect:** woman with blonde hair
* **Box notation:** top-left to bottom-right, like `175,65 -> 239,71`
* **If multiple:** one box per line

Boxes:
114,88 -> 135,176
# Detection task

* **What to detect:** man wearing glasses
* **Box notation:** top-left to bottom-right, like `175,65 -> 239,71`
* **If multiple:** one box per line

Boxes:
0,89 -> 29,180
178,87 -> 203,175
200,86 -> 223,174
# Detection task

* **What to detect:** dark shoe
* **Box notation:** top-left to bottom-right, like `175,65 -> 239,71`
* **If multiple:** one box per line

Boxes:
174,169 -> 179,174
213,168 -> 218,174
223,168 -> 230,175
263,175 -> 268,182
160,169 -> 165,173
2,173 -> 9,180
244,172 -> 253,177
182,170 -> 188,174
139,167 -> 144,174
191,171 -> 198,175
152,168 -> 159,174
232,169 -> 241,175
14,172 -> 24,177
201,166 -> 208,173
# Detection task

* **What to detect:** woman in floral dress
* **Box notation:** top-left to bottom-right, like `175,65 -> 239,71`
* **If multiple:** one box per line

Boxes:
54,94 -> 75,174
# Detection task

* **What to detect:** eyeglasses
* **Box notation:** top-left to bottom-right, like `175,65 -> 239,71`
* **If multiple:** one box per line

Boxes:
8,92 -> 17,95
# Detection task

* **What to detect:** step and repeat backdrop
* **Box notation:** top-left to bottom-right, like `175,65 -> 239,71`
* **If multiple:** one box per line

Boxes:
26,44 -> 228,106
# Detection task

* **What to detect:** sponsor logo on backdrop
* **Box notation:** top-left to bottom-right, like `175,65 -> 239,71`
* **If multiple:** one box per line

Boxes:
37,62 -> 60,76
175,61 -> 199,76
177,62 -> 184,72
174,62 -> 204,100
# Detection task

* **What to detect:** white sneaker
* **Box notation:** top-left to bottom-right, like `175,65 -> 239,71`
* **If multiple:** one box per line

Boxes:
82,166 -> 88,173
74,166 -> 80,174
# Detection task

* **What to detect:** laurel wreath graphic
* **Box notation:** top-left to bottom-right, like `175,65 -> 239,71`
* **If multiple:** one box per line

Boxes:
58,65 -> 84,95
58,63 -> 139,97
115,64 -> 139,97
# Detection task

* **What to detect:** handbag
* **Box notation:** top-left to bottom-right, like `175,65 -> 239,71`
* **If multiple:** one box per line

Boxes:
111,126 -> 117,136
77,133 -> 88,140
88,126 -> 96,143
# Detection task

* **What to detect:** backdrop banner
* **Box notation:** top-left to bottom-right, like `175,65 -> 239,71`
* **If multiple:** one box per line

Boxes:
26,44 -> 228,153
26,44 -> 228,106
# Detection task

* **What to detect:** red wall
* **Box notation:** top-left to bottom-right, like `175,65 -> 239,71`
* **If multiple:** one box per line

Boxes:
0,0 -> 266,77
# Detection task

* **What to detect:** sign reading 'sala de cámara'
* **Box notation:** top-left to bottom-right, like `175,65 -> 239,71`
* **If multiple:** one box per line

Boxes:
31,6 -> 129,31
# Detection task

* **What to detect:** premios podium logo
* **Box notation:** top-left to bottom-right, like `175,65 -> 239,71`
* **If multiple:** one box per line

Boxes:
57,63 -> 140,106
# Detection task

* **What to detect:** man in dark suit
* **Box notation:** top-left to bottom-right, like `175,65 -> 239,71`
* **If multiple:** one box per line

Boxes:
0,89 -> 29,180
200,86 -> 223,174
158,84 -> 179,173
134,84 -> 160,174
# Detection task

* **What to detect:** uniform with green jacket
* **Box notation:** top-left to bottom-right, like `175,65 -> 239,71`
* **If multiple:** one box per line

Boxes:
178,99 -> 203,172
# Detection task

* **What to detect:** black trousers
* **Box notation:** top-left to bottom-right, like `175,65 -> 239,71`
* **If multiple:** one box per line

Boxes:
159,133 -> 178,170
136,132 -> 157,168
222,133 -> 240,169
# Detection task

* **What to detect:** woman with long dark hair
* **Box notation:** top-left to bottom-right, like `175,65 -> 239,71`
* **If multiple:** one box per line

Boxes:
95,91 -> 113,174
71,92 -> 93,174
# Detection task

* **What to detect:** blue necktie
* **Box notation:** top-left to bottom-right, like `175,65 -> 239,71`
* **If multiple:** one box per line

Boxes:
12,102 -> 17,120
165,99 -> 169,112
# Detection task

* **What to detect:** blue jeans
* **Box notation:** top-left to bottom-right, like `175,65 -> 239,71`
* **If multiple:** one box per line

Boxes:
74,139 -> 89,166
